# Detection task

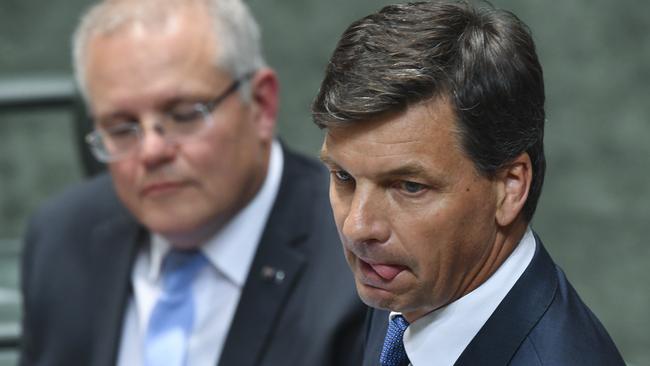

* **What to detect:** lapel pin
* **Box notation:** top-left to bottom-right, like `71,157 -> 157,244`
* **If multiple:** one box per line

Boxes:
261,265 -> 286,284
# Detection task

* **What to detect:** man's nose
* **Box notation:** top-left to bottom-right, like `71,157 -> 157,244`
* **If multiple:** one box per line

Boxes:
138,117 -> 175,167
340,186 -> 390,245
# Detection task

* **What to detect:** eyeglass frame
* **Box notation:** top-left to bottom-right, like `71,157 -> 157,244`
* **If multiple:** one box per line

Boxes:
85,72 -> 255,163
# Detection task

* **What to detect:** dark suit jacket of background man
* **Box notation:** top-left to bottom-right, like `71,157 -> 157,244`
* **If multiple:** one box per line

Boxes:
362,235 -> 625,366
20,145 -> 366,366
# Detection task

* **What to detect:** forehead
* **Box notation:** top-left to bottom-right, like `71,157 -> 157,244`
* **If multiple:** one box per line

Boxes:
87,3 -> 218,67
83,5 -> 224,112
322,98 -> 467,176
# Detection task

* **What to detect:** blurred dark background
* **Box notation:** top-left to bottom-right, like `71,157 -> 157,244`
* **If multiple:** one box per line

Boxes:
0,0 -> 648,364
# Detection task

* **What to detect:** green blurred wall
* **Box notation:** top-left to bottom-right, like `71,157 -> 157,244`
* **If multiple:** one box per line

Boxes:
1,0 -> 648,364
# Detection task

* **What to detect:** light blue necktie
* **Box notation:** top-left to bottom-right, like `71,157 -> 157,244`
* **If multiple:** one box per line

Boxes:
380,315 -> 410,366
144,249 -> 208,366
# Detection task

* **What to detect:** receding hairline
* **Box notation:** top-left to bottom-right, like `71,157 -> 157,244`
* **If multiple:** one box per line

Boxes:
76,0 -> 219,66
74,1 -> 213,98
73,0 -> 266,103
80,0 -> 210,35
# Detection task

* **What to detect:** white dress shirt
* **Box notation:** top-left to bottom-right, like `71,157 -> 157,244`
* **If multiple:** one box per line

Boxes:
394,227 -> 536,366
117,141 -> 284,366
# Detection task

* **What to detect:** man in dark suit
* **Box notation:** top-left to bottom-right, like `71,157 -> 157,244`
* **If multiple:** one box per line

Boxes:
20,0 -> 365,365
311,1 -> 625,365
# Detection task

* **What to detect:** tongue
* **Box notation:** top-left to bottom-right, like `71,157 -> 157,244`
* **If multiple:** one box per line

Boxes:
370,263 -> 405,281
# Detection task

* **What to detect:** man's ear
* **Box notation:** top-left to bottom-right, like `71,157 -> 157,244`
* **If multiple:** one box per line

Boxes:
495,152 -> 532,227
249,68 -> 279,142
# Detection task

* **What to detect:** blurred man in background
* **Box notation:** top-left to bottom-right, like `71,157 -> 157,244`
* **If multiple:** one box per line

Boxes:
20,0 -> 364,365
313,1 -> 625,365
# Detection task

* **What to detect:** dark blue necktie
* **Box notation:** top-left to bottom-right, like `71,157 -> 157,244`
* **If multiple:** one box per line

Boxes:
144,249 -> 208,366
380,315 -> 410,366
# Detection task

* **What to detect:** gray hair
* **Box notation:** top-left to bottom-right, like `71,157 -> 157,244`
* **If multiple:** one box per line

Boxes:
73,0 -> 266,102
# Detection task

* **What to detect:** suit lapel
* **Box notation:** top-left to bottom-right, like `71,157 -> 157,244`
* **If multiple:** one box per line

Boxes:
217,149 -> 310,366
455,236 -> 558,365
362,308 -> 389,366
88,214 -> 143,366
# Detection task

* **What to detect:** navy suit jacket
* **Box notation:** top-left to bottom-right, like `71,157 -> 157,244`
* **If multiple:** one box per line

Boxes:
362,236 -> 625,365
20,146 -> 366,366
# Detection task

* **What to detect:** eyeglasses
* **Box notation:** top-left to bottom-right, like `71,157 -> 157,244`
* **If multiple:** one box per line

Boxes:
86,74 -> 252,163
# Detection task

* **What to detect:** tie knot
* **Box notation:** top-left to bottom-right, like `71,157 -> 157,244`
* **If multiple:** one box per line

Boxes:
380,315 -> 410,366
160,249 -> 208,295
391,315 -> 409,333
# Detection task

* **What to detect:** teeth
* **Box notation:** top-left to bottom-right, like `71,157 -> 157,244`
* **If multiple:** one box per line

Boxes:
370,263 -> 404,281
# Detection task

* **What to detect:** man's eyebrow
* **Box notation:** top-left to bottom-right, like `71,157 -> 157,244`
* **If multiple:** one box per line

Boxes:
319,154 -> 434,179
377,163 -> 428,179
319,151 -> 338,167
160,93 -> 210,109
94,111 -> 136,125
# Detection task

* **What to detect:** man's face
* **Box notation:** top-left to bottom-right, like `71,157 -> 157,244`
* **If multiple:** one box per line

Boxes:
83,9 -> 274,246
321,98 -> 502,321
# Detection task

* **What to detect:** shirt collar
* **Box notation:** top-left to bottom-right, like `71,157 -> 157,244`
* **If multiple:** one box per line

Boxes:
147,140 -> 284,287
395,227 -> 536,366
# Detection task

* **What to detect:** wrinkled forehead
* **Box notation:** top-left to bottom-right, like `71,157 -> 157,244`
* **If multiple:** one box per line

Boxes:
322,98 -> 462,163
322,97 -> 460,147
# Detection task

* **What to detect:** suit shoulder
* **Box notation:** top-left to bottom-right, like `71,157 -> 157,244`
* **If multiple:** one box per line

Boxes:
28,173 -> 128,231
519,266 -> 626,365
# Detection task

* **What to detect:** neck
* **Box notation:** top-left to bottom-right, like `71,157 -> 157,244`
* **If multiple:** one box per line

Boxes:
463,218 -> 529,297
163,218 -> 226,250
403,219 -> 529,323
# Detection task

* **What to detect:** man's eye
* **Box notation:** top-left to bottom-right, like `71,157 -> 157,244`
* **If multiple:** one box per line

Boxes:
400,181 -> 426,194
105,124 -> 137,138
333,170 -> 353,183
168,104 -> 204,123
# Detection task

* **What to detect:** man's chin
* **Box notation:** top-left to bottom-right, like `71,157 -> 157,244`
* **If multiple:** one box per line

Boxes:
355,280 -> 401,311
